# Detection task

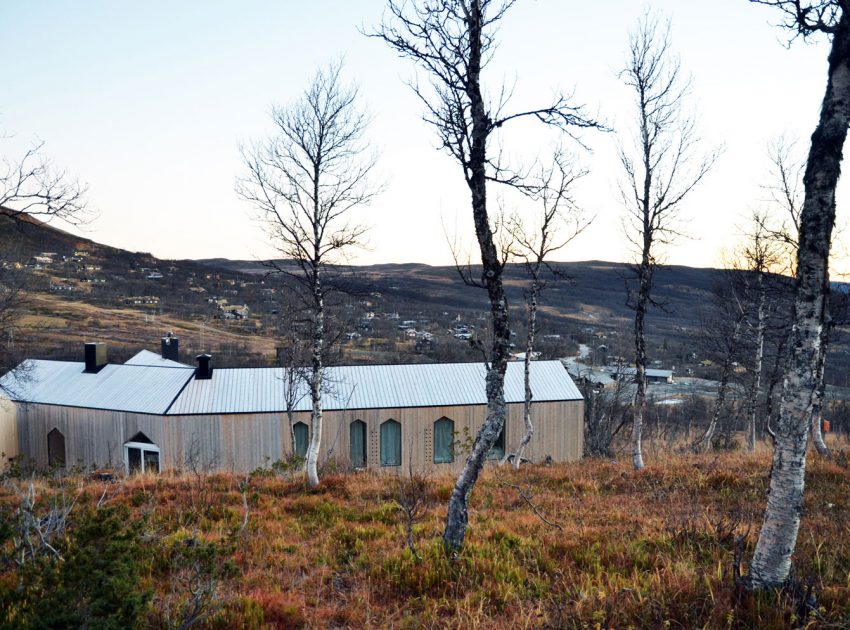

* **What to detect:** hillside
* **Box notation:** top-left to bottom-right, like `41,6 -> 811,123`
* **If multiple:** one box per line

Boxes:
6,213 -> 848,386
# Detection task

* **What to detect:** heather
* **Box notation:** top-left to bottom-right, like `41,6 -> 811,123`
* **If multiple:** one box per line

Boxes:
0,449 -> 848,628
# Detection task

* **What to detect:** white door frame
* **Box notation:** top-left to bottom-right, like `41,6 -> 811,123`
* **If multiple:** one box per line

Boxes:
124,440 -> 160,474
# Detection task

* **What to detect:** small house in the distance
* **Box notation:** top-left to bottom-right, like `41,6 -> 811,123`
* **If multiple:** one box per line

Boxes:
0,336 -> 584,475
612,367 -> 674,385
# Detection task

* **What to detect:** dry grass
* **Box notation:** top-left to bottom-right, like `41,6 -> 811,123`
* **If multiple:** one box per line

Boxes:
2,449 -> 849,628
16,293 -> 278,359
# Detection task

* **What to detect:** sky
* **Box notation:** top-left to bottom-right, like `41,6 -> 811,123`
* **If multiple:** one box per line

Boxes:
2,1 -> 847,274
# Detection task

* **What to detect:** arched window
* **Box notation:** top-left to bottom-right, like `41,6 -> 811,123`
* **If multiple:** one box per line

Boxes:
380,419 -> 401,467
433,417 -> 454,464
293,422 -> 309,458
488,423 -> 506,460
47,428 -> 66,469
124,432 -> 159,474
350,420 -> 367,468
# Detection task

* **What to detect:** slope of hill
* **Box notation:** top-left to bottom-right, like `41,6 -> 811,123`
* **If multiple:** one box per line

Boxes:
0,213 -> 828,382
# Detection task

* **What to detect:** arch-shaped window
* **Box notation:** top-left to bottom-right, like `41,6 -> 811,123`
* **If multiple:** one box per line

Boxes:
293,422 -> 309,458
488,423 -> 506,460
47,428 -> 66,469
380,419 -> 401,467
433,417 -> 454,464
124,434 -> 159,474
350,420 -> 367,468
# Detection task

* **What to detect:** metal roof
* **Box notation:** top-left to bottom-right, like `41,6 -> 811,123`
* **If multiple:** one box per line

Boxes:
0,360 -> 194,415
166,360 -> 582,415
124,349 -> 192,369
0,359 -> 581,416
618,367 -> 673,378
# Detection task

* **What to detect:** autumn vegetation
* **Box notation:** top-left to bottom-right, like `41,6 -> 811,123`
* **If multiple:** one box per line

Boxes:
1,443 -> 848,629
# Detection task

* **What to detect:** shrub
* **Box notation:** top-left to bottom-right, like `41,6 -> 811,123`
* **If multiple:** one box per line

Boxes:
1,505 -> 150,630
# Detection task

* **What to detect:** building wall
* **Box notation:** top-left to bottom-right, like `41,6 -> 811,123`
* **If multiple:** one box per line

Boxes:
0,396 -> 19,470
15,399 -> 583,474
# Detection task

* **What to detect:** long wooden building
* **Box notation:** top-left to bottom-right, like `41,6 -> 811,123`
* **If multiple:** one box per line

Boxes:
0,341 -> 584,475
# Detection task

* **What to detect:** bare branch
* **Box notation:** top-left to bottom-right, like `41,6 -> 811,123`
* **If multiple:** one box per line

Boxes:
236,60 -> 379,488
617,10 -> 717,470
0,140 -> 90,225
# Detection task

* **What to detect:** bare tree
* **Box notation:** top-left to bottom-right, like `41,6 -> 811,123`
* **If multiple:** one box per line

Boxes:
1,139 -> 88,223
582,361 -> 630,458
618,12 -> 718,470
237,62 -> 378,488
0,137 -> 89,385
695,276 -> 747,452
275,327 -> 310,460
746,0 -> 850,589
739,214 -> 785,452
504,153 -> 588,469
371,0 -> 600,552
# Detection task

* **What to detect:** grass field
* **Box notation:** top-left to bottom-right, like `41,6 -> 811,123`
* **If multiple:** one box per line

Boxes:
1,448 -> 848,628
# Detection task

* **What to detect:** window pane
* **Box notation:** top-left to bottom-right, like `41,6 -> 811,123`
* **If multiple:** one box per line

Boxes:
350,421 -> 366,468
293,422 -> 309,457
434,418 -> 454,464
47,429 -> 66,468
143,450 -> 160,474
127,447 -> 142,473
380,420 -> 401,467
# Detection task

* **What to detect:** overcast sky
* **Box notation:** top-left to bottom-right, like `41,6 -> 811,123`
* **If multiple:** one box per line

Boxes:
2,1 -> 848,275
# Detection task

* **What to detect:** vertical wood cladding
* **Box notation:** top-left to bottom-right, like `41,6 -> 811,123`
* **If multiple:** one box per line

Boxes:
15,399 -> 583,474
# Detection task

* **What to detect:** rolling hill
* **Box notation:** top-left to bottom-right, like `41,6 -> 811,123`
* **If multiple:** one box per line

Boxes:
1,212 -> 833,384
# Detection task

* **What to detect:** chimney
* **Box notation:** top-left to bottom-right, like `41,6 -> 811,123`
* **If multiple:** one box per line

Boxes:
195,354 -> 212,380
161,331 -> 179,362
84,342 -> 107,373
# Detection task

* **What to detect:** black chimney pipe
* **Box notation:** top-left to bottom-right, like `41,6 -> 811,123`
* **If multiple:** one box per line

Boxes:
84,342 -> 107,373
161,332 -> 179,362
195,354 -> 212,380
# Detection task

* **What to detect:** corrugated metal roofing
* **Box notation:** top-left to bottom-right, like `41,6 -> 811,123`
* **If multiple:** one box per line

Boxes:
619,367 -> 673,378
0,359 -> 581,416
124,349 -> 192,369
167,360 -> 582,415
0,360 -> 194,415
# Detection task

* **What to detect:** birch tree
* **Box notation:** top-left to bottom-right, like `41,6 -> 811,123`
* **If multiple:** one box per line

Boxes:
618,13 -> 717,470
276,330 -> 310,460
371,0 -> 600,552
696,277 -> 747,452
759,138 -> 833,455
0,137 -> 88,383
740,215 -> 784,452
1,140 -> 87,222
747,0 -> 850,589
237,62 -> 378,488
504,153 -> 588,469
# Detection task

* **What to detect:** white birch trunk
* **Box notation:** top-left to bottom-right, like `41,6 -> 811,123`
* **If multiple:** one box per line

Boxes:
513,281 -> 538,470
306,293 -> 324,488
749,17 -> 850,587
810,331 -> 830,456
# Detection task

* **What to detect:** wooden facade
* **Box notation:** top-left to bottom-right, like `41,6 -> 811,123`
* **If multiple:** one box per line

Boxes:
13,399 -> 584,474
0,396 -> 19,470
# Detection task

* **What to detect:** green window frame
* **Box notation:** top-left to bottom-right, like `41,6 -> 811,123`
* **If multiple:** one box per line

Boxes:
350,420 -> 367,468
433,417 -> 454,464
293,422 -> 309,458
380,419 -> 401,467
